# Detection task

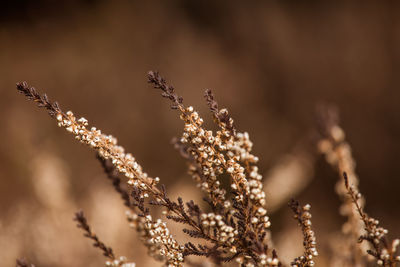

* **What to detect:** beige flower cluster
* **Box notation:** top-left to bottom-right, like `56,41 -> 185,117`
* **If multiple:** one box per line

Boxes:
126,211 -> 184,267
229,131 -> 269,229
180,106 -> 227,203
178,105 -> 271,237
56,111 -> 183,266
289,202 -> 318,267
147,73 -> 282,266
200,213 -> 238,246
344,173 -> 400,266
56,111 -> 156,187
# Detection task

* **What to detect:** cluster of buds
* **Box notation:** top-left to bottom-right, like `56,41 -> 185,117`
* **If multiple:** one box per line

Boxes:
126,211 -> 184,266
376,239 -> 400,265
56,111 -> 156,188
344,173 -> 400,266
200,213 -> 238,245
180,106 -> 227,202
224,131 -> 271,240
233,133 -> 265,203
251,207 -> 270,228
173,85 -> 275,263
365,217 -> 389,244
57,110 -> 185,266
210,107 -> 270,236
226,157 -> 248,193
54,108 -> 183,266
180,105 -> 271,230
180,104 -> 265,206
290,201 -> 318,267
211,113 -> 250,198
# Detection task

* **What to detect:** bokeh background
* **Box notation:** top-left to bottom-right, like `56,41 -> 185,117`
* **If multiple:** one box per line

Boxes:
1,1 -> 400,266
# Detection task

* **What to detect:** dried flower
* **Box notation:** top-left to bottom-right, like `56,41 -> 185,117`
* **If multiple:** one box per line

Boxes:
316,105 -> 367,265
17,74 -> 400,267
74,210 -> 135,267
17,81 -> 184,266
344,173 -> 400,267
289,200 -> 318,267
317,106 -> 400,267
149,72 -> 276,266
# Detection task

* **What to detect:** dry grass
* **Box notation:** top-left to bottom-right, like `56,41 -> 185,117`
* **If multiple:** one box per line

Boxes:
15,72 -> 399,267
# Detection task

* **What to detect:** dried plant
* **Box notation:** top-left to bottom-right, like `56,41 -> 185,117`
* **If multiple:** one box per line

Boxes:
288,199 -> 318,267
15,73 -> 399,267
74,210 -> 135,267
317,106 -> 400,267
316,105 -> 367,266
343,173 -> 400,266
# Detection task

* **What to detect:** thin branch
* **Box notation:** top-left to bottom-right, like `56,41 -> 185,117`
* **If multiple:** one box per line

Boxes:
289,199 -> 318,267
343,172 -> 400,267
73,210 -> 115,260
16,81 -> 64,118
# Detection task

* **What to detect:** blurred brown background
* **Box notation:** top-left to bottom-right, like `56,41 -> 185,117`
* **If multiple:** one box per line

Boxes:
1,0 -> 400,266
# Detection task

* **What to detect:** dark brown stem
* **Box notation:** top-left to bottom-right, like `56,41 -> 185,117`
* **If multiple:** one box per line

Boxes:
16,82 -> 65,118
73,210 -> 115,260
